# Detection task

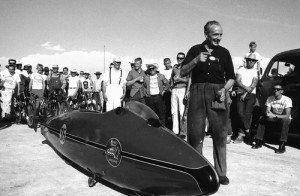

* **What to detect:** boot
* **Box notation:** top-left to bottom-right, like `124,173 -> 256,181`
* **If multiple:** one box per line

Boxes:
275,142 -> 286,154
252,139 -> 262,149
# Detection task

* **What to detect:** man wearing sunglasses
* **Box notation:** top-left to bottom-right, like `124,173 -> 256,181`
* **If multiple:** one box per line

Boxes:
234,53 -> 259,144
170,52 -> 188,137
252,84 -> 292,153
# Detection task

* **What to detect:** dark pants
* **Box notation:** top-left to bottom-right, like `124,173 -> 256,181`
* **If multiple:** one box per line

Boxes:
188,83 -> 227,177
146,94 -> 166,126
237,93 -> 256,134
255,116 -> 291,142
163,91 -> 172,129
225,91 -> 233,136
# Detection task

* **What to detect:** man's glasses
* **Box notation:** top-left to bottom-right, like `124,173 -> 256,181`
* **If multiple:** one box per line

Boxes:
177,57 -> 185,60
273,88 -> 283,91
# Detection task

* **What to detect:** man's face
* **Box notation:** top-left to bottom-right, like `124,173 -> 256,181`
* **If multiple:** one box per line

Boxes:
80,71 -> 84,76
84,74 -> 89,79
246,59 -> 256,69
164,60 -> 172,70
250,45 -> 257,53
53,68 -> 58,73
134,60 -> 142,70
177,55 -> 185,64
273,85 -> 283,96
114,62 -> 121,70
37,66 -> 43,74
205,24 -> 223,47
96,74 -> 101,79
71,72 -> 76,77
149,67 -> 156,75
8,66 -> 15,75
63,69 -> 68,74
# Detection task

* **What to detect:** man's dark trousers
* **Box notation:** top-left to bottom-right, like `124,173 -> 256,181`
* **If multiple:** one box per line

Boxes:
187,83 -> 227,177
237,93 -> 256,133
255,117 -> 291,142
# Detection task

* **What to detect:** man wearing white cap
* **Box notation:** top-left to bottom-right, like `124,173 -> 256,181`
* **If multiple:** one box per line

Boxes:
102,58 -> 127,111
234,53 -> 259,144
68,69 -> 80,99
244,41 -> 262,72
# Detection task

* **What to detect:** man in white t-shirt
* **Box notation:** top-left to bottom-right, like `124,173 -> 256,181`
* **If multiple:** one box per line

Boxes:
0,64 -> 20,119
29,64 -> 47,115
68,69 -> 80,98
234,53 -> 259,143
81,72 -> 93,92
102,58 -> 127,111
252,84 -> 292,154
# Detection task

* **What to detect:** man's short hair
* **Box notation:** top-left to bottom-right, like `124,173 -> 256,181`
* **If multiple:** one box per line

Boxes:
204,20 -> 221,35
63,67 -> 68,71
164,58 -> 171,64
37,64 -> 43,69
134,57 -> 142,63
177,52 -> 185,58
249,41 -> 257,47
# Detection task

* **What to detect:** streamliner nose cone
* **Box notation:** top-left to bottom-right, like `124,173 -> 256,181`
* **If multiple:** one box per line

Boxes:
194,165 -> 220,195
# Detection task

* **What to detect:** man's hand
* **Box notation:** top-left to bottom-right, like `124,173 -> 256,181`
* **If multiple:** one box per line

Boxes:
103,94 -> 108,101
240,93 -> 247,101
199,52 -> 211,63
266,111 -> 276,119
245,86 -> 252,93
217,88 -> 226,102
136,76 -> 144,82
120,94 -> 125,100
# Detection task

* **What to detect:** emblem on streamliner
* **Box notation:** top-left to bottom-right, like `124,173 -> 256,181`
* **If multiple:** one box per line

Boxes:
105,138 -> 122,167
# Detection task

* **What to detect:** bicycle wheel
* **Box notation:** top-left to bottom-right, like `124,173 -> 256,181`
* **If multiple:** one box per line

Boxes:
87,103 -> 97,111
59,101 -> 70,114
26,103 -> 35,128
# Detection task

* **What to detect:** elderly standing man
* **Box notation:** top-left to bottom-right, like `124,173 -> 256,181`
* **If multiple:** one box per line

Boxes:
180,21 -> 235,185
102,58 -> 127,111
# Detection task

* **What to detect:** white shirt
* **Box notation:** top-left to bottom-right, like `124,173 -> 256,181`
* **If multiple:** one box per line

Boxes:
266,95 -> 293,118
149,75 -> 160,95
81,78 -> 93,91
68,76 -> 80,89
102,68 -> 126,86
94,77 -> 102,92
2,72 -> 20,90
237,66 -> 258,94
160,68 -> 172,81
30,72 -> 46,90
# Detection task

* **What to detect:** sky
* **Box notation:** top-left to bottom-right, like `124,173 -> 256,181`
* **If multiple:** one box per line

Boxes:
0,0 -> 299,74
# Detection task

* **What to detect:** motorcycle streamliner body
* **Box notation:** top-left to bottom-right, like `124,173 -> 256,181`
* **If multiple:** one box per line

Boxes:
41,101 -> 219,196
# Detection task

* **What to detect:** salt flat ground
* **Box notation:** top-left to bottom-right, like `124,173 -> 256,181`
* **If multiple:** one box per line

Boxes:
0,123 -> 299,196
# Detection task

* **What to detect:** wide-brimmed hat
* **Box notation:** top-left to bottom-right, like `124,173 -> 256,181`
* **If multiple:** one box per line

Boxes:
113,57 -> 121,63
245,53 -> 258,61
146,63 -> 159,70
94,71 -> 102,75
70,69 -> 77,73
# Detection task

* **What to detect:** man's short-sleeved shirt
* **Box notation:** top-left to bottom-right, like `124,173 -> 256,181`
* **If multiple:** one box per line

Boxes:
126,69 -> 146,97
182,42 -> 235,84
266,95 -> 293,117
236,67 -> 258,94
30,72 -> 47,90
3,73 -> 20,89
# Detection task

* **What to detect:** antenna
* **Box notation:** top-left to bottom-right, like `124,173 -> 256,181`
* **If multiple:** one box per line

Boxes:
104,45 -> 106,73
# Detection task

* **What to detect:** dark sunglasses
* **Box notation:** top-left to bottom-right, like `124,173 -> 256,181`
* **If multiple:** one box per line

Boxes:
177,57 -> 185,60
273,88 -> 283,91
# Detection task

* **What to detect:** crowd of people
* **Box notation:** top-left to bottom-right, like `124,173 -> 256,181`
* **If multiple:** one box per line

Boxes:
0,20 -> 293,187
